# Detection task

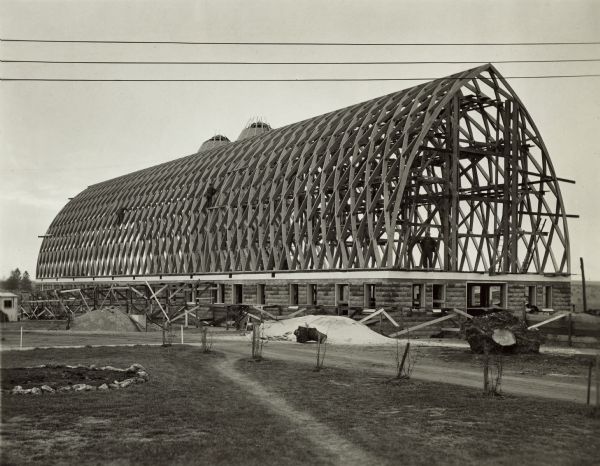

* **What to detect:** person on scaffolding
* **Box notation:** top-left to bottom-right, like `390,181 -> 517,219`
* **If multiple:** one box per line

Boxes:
419,230 -> 437,269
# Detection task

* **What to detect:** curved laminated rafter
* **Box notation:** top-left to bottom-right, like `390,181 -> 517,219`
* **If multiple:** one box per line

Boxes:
37,64 -> 570,279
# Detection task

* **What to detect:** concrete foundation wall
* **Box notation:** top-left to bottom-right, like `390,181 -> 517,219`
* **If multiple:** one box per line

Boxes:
207,276 -> 571,312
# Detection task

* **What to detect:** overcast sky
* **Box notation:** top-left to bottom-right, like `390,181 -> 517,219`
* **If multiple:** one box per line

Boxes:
1,0 -> 599,280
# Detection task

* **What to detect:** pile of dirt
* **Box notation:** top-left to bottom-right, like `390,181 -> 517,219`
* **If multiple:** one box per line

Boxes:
69,307 -> 141,332
464,310 -> 543,354
261,316 -> 394,345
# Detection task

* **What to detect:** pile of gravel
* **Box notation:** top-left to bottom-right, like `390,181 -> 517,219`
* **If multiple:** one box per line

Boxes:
69,307 -> 141,332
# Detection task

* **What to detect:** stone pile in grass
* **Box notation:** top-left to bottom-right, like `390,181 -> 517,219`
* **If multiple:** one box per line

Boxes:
69,307 -> 141,332
5,363 -> 149,395
261,315 -> 395,345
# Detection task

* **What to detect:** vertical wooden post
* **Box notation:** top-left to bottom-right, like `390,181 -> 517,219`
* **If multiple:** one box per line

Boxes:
580,257 -> 588,313
398,342 -> 410,378
483,343 -> 490,394
252,322 -> 257,358
510,100 -> 520,273
180,325 -> 184,345
596,354 -> 600,407
501,100 -> 511,273
442,94 -> 460,272
567,313 -> 572,347
587,361 -> 593,405
20,326 -> 23,349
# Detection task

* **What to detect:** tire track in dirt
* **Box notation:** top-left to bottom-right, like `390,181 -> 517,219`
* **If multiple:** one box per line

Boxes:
215,356 -> 380,466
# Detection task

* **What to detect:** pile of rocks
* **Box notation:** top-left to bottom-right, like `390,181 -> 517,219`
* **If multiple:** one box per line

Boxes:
8,363 -> 149,395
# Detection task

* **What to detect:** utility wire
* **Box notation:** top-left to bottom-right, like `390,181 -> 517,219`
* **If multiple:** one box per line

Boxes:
2,38 -> 600,46
3,58 -> 600,65
2,75 -> 600,82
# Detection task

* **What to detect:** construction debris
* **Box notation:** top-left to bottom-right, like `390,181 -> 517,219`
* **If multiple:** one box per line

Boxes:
464,310 -> 543,354
294,326 -> 327,343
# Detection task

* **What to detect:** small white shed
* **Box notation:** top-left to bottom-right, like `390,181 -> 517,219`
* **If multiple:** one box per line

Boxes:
0,291 -> 19,321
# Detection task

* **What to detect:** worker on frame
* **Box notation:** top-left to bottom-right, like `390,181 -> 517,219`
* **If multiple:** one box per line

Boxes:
419,230 -> 438,269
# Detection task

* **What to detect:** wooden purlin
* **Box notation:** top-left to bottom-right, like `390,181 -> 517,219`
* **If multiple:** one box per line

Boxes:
37,64 -> 570,278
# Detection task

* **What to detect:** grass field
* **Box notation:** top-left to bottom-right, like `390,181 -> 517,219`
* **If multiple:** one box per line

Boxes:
2,345 -> 599,465
1,346 -> 336,466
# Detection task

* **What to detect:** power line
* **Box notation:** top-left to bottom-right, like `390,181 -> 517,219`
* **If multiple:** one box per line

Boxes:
2,58 -> 600,65
2,75 -> 600,82
2,38 -> 600,46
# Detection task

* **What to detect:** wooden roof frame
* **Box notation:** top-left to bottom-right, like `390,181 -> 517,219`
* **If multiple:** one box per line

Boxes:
37,64 -> 571,279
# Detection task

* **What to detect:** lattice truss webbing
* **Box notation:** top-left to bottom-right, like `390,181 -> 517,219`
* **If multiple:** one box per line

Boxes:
36,64 -> 570,278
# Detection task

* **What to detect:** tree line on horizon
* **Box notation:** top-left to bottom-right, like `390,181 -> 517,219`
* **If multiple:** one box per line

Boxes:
1,268 -> 33,292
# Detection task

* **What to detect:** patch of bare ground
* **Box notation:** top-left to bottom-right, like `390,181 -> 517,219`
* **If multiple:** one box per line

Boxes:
236,358 -> 600,466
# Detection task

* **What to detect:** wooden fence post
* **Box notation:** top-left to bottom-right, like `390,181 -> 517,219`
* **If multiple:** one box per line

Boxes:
587,361 -> 593,406
596,354 -> 600,407
567,313 -> 572,347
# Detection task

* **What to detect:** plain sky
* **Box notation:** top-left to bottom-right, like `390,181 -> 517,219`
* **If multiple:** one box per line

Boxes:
1,0 -> 599,280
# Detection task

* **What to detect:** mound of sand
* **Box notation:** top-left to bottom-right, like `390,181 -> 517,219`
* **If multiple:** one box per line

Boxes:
261,316 -> 394,345
69,307 -> 141,332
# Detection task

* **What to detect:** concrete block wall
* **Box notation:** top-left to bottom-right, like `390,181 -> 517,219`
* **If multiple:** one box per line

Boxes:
243,284 -> 257,304
445,283 -> 466,308
507,284 -> 526,310
374,283 -> 412,309
265,283 -> 289,306
224,284 -> 232,303
349,284 -> 364,308
297,284 -> 307,305
317,284 -> 336,306
211,277 -> 570,312
552,282 -> 571,312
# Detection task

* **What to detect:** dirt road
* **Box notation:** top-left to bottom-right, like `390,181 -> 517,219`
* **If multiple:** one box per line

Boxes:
216,340 -> 595,404
1,327 -> 597,404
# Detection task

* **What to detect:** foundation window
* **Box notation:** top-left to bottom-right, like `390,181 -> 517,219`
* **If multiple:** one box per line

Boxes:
432,284 -> 445,309
335,284 -> 349,306
233,284 -> 243,304
412,284 -> 424,309
307,284 -> 317,305
489,285 -> 504,307
527,285 -> 537,307
364,284 -> 376,308
467,283 -> 506,309
257,284 -> 265,305
216,284 -> 225,303
544,286 -> 553,308
289,284 -> 299,305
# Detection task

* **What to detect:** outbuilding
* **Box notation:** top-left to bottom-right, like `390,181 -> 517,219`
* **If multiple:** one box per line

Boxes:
0,291 -> 19,321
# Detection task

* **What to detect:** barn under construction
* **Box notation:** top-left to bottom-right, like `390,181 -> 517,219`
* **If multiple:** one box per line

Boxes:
30,64 -> 574,325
